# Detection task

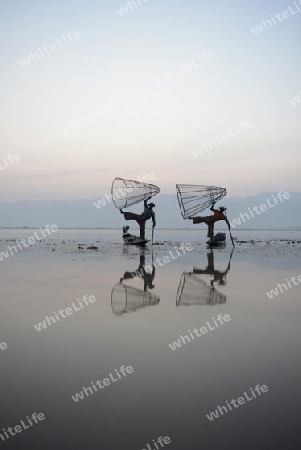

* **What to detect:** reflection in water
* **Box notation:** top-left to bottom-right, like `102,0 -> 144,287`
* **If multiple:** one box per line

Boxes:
176,249 -> 233,306
111,250 -> 160,316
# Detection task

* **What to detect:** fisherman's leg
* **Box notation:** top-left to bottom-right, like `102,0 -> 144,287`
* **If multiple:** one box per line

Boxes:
192,216 -> 206,224
207,250 -> 214,271
139,220 -> 146,240
139,252 -> 145,267
192,215 -> 211,224
122,271 -> 140,280
207,221 -> 214,240
123,212 -> 142,221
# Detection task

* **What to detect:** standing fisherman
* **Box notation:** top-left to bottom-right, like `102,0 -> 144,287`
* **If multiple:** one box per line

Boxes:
121,197 -> 156,240
189,202 -> 231,241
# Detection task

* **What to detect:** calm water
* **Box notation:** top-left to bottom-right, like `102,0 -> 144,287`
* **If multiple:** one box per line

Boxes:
1,230 -> 301,449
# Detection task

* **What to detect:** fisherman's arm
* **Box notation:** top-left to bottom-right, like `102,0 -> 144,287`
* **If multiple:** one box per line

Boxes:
210,202 -> 216,212
144,196 -> 152,209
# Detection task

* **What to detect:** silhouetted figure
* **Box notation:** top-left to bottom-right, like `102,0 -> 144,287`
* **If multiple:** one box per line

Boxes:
176,249 -> 233,306
189,202 -> 231,241
193,249 -> 232,286
111,251 -> 159,316
119,252 -> 155,291
121,197 -> 156,240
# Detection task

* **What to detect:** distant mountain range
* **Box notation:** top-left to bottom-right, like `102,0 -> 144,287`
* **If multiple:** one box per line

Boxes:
0,192 -> 300,230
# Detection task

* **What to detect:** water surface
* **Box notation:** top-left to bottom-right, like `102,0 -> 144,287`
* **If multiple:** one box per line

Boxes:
1,230 -> 301,449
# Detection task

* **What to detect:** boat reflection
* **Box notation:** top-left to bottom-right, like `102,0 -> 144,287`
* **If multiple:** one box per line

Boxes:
111,250 -> 160,316
176,249 -> 233,306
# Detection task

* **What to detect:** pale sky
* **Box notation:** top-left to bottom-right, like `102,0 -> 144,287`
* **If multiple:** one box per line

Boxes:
0,0 -> 300,201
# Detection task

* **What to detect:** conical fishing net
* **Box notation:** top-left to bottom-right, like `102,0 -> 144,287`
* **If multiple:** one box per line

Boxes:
176,184 -> 227,219
111,177 -> 160,209
111,283 -> 160,316
176,272 -> 226,306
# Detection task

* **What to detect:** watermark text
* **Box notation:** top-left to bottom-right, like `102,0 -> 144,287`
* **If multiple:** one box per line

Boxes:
169,314 -> 231,351
154,51 -> 215,87
19,32 -> 80,67
0,154 -> 21,171
206,384 -> 269,421
71,365 -> 134,402
34,295 -> 96,332
56,102 -> 118,138
230,192 -> 290,228
266,274 -> 301,299
250,2 -> 301,35
116,0 -> 151,16
0,342 -> 8,351
0,225 -> 58,262
0,412 -> 45,444
191,122 -> 253,157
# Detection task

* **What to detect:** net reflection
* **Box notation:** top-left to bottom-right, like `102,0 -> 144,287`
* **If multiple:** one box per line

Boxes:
176,249 -> 233,306
111,250 -> 160,316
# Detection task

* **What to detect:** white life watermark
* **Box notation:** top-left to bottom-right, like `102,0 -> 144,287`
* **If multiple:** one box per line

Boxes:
93,172 -> 156,210
191,121 -> 253,157
250,2 -> 301,35
0,412 -> 45,444
229,191 -> 291,228
133,244 -> 194,280
0,154 -> 21,171
169,314 -> 231,351
141,436 -> 171,450
206,384 -> 269,421
288,88 -> 301,106
266,274 -> 301,299
34,295 -> 96,332
56,102 -> 118,138
71,365 -> 134,402
0,342 -> 8,351
154,51 -> 215,87
0,224 -> 58,262
18,31 -> 80,68
116,0 -> 151,16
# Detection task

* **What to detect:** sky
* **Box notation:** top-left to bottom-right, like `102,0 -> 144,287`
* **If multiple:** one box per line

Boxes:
0,0 -> 300,201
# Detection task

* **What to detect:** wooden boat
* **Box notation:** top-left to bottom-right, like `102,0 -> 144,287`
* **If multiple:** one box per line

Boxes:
122,226 -> 149,246
206,232 -> 226,247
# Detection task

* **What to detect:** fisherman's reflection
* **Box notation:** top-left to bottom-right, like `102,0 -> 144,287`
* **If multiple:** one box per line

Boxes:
176,249 -> 233,306
193,248 -> 232,287
111,250 -> 160,316
119,251 -> 155,291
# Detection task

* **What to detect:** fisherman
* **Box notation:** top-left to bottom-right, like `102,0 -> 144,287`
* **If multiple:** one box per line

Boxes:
189,202 -> 231,241
120,197 -> 156,240
120,262 -> 156,291
193,249 -> 232,286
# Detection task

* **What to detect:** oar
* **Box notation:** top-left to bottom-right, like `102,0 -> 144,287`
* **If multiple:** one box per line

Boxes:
225,215 -> 235,247
229,229 -> 235,247
152,225 -> 154,245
